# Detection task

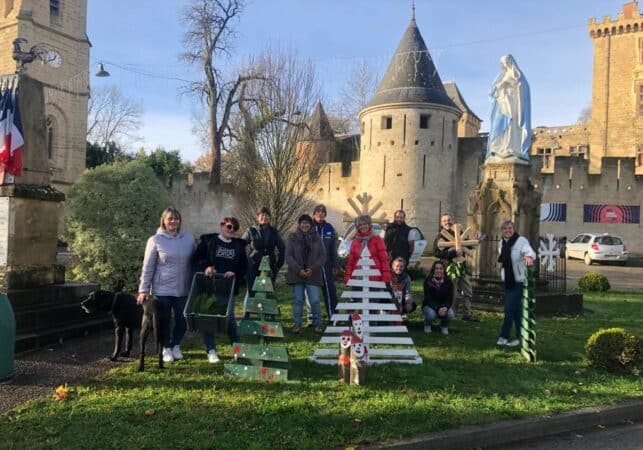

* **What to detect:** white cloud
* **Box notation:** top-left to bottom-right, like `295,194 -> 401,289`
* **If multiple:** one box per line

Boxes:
137,112 -> 203,163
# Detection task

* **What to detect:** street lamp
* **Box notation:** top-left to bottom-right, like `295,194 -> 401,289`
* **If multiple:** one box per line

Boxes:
95,63 -> 110,77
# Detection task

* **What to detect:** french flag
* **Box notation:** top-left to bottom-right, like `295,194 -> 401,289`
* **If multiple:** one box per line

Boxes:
0,88 -> 24,176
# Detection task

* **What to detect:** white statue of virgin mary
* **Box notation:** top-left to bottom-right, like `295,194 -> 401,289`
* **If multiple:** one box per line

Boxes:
486,54 -> 532,161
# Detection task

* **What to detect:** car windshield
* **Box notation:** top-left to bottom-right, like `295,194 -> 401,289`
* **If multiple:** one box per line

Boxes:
595,236 -> 622,246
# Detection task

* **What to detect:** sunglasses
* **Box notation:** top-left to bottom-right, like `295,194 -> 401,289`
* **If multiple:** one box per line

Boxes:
221,223 -> 237,231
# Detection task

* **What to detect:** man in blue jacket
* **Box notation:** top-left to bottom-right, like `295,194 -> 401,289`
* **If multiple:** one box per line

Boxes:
312,204 -> 339,322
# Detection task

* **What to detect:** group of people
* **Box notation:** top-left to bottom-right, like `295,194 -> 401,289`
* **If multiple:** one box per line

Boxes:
136,205 -> 341,364
136,205 -> 536,365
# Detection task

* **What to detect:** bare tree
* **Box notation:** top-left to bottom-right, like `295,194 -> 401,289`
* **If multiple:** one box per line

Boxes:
181,0 -> 262,186
87,85 -> 143,148
330,58 -> 378,134
230,48 -> 321,233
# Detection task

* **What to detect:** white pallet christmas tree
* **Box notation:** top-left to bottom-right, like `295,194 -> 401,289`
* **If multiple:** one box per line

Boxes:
310,246 -> 422,365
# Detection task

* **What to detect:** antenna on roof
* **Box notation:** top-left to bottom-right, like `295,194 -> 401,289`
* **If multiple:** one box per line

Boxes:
411,0 -> 416,21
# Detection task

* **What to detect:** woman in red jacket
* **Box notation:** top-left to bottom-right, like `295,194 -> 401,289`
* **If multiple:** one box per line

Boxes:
344,215 -> 391,284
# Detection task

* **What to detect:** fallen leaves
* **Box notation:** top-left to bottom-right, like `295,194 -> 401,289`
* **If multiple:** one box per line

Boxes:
52,385 -> 69,402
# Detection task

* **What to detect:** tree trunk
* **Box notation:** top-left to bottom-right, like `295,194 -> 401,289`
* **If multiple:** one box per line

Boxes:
209,102 -> 221,185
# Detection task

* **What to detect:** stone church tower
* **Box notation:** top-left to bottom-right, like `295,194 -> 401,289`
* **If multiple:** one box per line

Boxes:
358,13 -> 462,232
0,0 -> 90,189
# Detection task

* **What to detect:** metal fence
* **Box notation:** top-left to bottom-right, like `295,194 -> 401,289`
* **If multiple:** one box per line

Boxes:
470,235 -> 567,294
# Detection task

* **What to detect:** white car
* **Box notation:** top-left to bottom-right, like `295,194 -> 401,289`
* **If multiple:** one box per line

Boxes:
566,233 -> 629,265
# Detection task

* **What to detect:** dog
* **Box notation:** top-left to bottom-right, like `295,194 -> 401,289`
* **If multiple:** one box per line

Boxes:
81,290 -> 163,372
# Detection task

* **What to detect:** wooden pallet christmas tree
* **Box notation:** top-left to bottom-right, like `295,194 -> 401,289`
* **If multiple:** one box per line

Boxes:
310,246 -> 422,365
224,256 -> 290,381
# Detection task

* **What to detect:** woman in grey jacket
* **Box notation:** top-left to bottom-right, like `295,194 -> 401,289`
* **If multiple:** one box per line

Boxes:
138,207 -> 196,363
286,214 -> 326,333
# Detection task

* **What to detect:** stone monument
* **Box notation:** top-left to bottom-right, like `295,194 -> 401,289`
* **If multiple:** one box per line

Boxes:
467,54 -> 541,279
0,67 -> 102,351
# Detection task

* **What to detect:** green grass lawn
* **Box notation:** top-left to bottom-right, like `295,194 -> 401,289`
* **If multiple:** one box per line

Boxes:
1,288 -> 642,450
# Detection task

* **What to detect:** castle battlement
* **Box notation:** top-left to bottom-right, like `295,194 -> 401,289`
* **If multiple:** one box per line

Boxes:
589,2 -> 643,37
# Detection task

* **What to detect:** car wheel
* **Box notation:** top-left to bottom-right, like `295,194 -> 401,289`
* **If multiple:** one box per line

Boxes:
584,253 -> 592,265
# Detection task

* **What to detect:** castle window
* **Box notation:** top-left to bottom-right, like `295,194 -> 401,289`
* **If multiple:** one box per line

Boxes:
638,145 -> 643,167
452,120 -> 457,138
50,0 -> 60,16
361,121 -> 365,135
419,114 -> 430,129
46,116 -> 55,159
638,84 -> 643,115
570,145 -> 588,158
381,116 -> 392,130
537,147 -> 552,168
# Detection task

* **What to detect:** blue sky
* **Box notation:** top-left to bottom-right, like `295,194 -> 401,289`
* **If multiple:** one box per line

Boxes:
88,0 -> 629,163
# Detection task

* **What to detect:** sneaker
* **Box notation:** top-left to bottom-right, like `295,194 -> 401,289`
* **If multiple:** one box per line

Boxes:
314,325 -> 324,334
171,345 -> 183,360
441,327 -> 449,335
424,324 -> 432,334
162,347 -> 174,363
507,339 -> 520,347
292,325 -> 302,334
207,350 -> 220,363
496,337 -> 508,346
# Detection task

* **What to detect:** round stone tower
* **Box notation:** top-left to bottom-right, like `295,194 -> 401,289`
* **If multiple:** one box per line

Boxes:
358,14 -> 462,233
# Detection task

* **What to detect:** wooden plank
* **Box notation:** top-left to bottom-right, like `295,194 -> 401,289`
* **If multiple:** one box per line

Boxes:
330,314 -> 402,322
324,325 -> 409,333
352,269 -> 381,276
313,348 -> 420,358
224,364 -> 288,381
346,279 -> 387,288
357,258 -> 376,266
340,290 -> 392,299
231,343 -> 289,362
320,336 -> 414,345
245,298 -> 279,315
238,320 -> 284,338
309,356 -> 423,365
335,302 -> 397,310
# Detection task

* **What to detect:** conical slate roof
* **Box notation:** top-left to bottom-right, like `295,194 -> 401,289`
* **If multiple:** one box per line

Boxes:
305,101 -> 335,141
365,18 -> 457,110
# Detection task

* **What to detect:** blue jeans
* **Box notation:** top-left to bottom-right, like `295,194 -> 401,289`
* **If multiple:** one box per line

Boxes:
423,306 -> 455,328
155,296 -> 187,348
203,296 -> 239,352
293,284 -> 321,327
500,283 -> 523,339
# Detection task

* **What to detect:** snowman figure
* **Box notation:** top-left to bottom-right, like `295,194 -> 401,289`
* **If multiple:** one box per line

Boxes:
338,330 -> 352,383
351,312 -> 365,339
350,335 -> 368,385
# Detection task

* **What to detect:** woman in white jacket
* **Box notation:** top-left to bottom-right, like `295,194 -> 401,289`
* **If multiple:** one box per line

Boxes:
496,220 -> 536,347
138,207 -> 196,363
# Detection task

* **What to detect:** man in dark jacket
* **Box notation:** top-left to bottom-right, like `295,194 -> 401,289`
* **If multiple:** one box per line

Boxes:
433,212 -> 477,321
312,204 -> 339,320
384,209 -> 415,265
241,207 -> 285,294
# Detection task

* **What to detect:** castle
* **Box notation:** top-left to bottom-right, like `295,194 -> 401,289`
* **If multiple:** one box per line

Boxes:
0,1 -> 639,251
301,2 -> 642,250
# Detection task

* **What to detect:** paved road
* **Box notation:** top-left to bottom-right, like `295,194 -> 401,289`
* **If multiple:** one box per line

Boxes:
492,420 -> 643,449
566,259 -> 643,291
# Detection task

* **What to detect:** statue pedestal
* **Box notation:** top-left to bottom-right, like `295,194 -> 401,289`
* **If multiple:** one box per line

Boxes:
467,158 -> 541,279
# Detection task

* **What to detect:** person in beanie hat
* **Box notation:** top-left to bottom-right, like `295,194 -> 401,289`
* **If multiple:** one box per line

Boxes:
311,204 -> 340,321
241,206 -> 285,295
286,214 -> 326,333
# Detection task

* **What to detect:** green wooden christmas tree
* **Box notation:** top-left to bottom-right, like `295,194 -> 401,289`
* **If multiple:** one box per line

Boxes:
521,266 -> 537,362
224,256 -> 290,381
